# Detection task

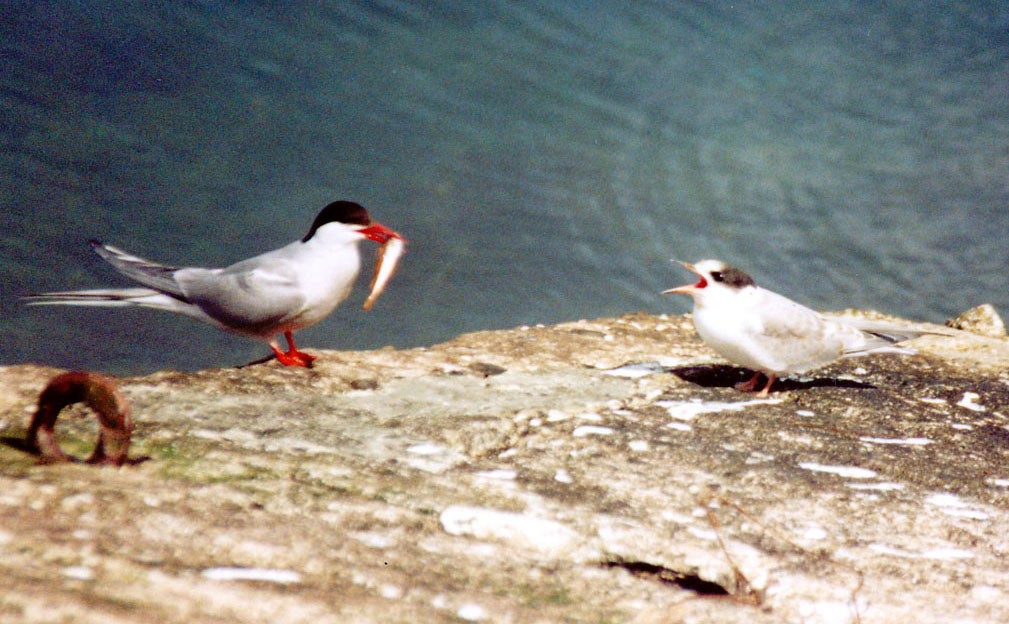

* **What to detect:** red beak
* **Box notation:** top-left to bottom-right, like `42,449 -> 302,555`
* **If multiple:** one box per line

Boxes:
359,222 -> 405,244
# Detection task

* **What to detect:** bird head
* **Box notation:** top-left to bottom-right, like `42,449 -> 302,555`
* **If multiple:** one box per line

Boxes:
662,259 -> 755,298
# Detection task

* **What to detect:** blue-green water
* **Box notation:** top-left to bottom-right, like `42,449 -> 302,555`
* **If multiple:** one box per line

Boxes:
2,1 -> 1007,375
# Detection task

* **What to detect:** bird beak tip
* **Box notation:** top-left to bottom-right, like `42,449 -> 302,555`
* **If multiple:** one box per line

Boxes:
662,285 -> 692,295
664,260 -> 700,295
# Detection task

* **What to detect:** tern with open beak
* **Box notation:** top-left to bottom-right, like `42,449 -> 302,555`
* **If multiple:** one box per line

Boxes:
24,200 -> 406,367
664,259 -> 938,396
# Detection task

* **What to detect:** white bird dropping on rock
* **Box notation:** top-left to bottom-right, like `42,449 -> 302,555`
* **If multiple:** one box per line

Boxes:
439,506 -> 576,554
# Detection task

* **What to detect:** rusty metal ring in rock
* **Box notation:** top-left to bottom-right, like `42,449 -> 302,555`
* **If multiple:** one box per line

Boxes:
26,371 -> 148,466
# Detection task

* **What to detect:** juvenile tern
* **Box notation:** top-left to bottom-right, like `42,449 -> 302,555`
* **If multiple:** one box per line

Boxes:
25,200 -> 405,367
664,259 -> 936,396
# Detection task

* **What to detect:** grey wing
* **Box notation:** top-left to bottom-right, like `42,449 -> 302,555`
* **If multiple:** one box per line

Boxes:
90,240 -> 188,299
749,289 -> 835,340
174,263 -> 306,333
745,289 -> 851,370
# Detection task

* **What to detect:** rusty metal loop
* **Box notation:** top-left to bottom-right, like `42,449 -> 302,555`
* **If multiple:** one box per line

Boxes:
26,372 -> 147,466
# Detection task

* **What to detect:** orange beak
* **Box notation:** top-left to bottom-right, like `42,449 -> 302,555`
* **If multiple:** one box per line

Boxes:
662,261 -> 706,295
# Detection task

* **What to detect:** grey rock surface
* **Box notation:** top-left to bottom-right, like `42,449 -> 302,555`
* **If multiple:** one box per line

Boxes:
1,311 -> 1008,623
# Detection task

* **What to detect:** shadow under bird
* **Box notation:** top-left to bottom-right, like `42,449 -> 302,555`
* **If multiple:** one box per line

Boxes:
24,201 -> 406,367
664,259 -> 943,397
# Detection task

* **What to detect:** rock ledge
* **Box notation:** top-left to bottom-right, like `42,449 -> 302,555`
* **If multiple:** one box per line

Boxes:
1,312 -> 1008,623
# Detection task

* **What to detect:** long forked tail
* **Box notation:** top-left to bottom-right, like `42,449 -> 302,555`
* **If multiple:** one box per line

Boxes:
22,239 -> 194,310
22,287 -> 182,310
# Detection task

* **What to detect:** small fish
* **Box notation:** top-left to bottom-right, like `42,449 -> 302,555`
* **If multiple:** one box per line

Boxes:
364,235 -> 406,310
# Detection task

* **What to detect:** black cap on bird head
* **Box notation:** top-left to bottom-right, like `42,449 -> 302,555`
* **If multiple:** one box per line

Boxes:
302,201 -> 372,242
710,265 -> 755,289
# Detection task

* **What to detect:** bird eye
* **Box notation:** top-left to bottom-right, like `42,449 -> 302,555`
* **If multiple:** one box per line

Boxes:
710,271 -> 723,282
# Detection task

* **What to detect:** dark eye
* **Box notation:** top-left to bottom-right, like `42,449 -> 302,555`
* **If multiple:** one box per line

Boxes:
710,271 -> 723,282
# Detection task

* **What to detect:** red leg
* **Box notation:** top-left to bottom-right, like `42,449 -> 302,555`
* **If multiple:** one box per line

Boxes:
284,331 -> 316,363
267,334 -> 314,367
756,374 -> 777,398
734,371 -> 763,393
734,371 -> 777,396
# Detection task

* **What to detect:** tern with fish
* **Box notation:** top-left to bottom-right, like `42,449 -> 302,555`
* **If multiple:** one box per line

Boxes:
24,201 -> 406,367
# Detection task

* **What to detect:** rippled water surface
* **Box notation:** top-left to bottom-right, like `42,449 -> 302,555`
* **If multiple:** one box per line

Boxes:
2,1 -> 1007,374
